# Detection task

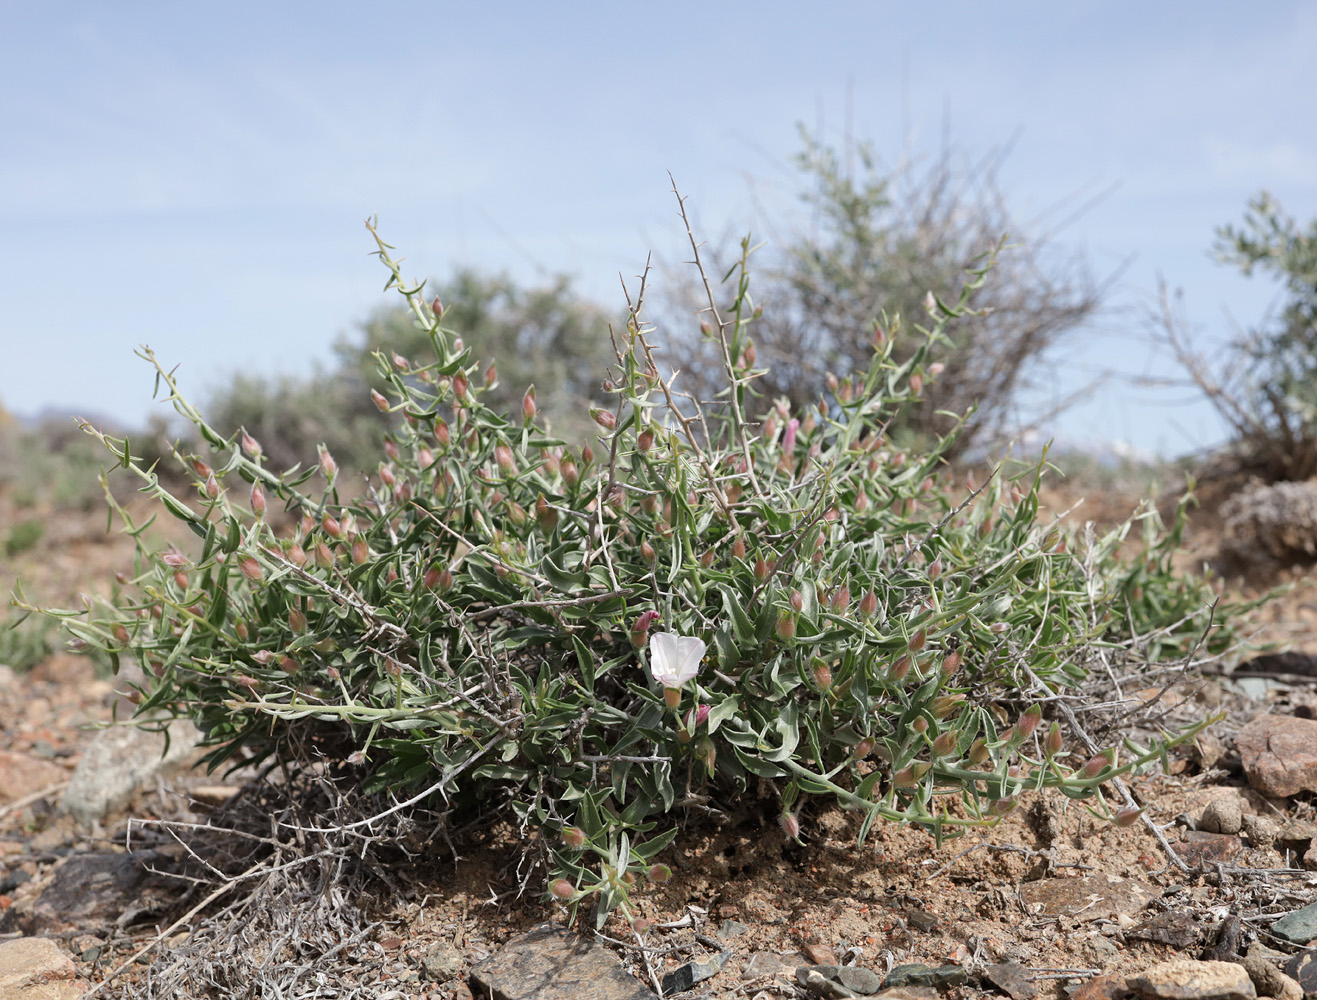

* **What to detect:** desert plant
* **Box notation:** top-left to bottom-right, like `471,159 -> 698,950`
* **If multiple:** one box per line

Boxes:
1156,192 -> 1317,481
665,127 -> 1107,457
203,270 -> 615,475
27,209 -> 1239,928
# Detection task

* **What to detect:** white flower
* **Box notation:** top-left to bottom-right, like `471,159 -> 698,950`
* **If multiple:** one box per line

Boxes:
648,632 -> 705,689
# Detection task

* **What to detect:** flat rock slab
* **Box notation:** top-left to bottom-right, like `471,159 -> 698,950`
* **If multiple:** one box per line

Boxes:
1172,832 -> 1242,867
1272,901 -> 1317,945
1127,959 -> 1256,1000
469,923 -> 652,1000
1236,715 -> 1317,799
0,851 -> 179,935
0,936 -> 84,1000
1019,874 -> 1154,921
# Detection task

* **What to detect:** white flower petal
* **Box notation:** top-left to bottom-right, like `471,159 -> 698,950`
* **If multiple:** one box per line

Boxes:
649,632 -> 705,687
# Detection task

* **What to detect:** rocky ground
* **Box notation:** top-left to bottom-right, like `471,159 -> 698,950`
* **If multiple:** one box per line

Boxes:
3,473 -> 1317,1000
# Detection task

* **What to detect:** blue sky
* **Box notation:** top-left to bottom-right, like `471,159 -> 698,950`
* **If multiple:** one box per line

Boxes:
4,2 -> 1316,457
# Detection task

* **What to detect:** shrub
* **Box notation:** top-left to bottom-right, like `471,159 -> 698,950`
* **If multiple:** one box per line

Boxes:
1155,191 -> 1317,482
28,212 -> 1240,928
665,128 -> 1106,458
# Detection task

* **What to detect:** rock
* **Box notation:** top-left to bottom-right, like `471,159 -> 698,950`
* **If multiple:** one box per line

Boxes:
421,940 -> 464,982
0,851 -> 179,935
904,906 -> 939,932
1019,875 -> 1154,921
883,964 -> 970,989
1173,832 -> 1243,866
0,936 -> 84,1000
872,990 -> 937,1000
796,966 -> 854,999
1283,950 -> 1317,996
1273,902 -> 1317,945
743,951 -> 806,980
61,719 -> 202,825
469,923 -> 653,1000
1127,959 -> 1256,1000
984,961 -> 1036,1000
1236,715 -> 1317,798
1200,798 -> 1244,835
1127,911 -> 1201,949
0,750 -> 68,804
1242,953 -> 1303,1000
717,918 -> 749,939
835,966 -> 884,995
1071,973 -> 1134,1000
661,950 -> 730,994
804,942 -> 840,965
1242,815 -> 1278,850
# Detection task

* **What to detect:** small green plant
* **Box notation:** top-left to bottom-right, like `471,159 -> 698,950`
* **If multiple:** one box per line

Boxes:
4,519 -> 43,558
0,612 -> 55,671
28,209 -> 1243,928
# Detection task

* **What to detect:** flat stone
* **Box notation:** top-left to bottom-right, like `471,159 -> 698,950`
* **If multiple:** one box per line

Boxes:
905,906 -> 939,932
1171,832 -> 1242,867
661,950 -> 730,994
717,918 -> 749,939
0,750 -> 68,804
804,942 -> 840,965
0,851 -> 179,935
884,964 -> 970,989
1283,950 -> 1317,996
1019,875 -> 1154,921
742,951 -> 805,980
873,989 -> 938,1000
836,966 -> 884,995
1274,902 -> 1317,945
1071,973 -> 1134,1000
1127,911 -> 1201,949
796,966 -> 854,999
1236,715 -> 1317,798
61,720 -> 202,825
0,936 -> 84,1000
984,961 -> 1036,1000
1127,959 -> 1256,1000
469,923 -> 652,1000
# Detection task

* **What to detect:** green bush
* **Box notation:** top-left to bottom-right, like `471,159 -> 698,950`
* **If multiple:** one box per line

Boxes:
31,218 -> 1241,927
4,519 -> 43,557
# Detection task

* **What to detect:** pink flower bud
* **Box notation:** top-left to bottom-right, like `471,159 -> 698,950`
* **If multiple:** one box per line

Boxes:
1113,806 -> 1143,828
484,362 -> 497,386
646,864 -> 671,884
549,879 -> 575,901
730,534 -> 746,560
694,703 -> 710,726
238,556 -> 262,582
641,540 -> 656,563
969,739 -> 990,765
930,694 -> 965,719
494,444 -> 516,474
928,557 -> 942,580
637,428 -> 654,453
1045,722 -> 1063,756
929,362 -> 945,376
1017,705 -> 1043,739
203,473 -> 220,499
910,372 -> 924,395
1079,749 -> 1115,780
452,372 -> 468,401
631,610 -> 660,648
431,296 -> 444,318
287,543 -> 307,567
240,430 -> 262,458
912,716 -> 928,734
522,386 -> 536,422
887,656 -> 911,683
351,536 -> 369,565
378,464 -> 396,487
909,629 -> 927,653
590,407 -> 616,430
162,549 -> 189,568
318,446 -> 337,482
315,541 -> 335,568
370,389 -> 389,412
322,513 -> 342,538
384,438 -> 400,461
830,584 -> 851,614
855,738 -> 875,759
782,418 -> 799,454
289,607 -> 306,633
778,813 -> 800,839
809,658 -> 831,689
392,352 -> 409,371
858,589 -> 878,619
932,729 -> 959,757
279,655 -> 298,675
561,459 -> 579,487
562,826 -> 587,849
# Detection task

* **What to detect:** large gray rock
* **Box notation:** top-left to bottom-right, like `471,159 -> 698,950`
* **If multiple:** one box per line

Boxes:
61,719 -> 201,824
470,923 -> 652,1000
